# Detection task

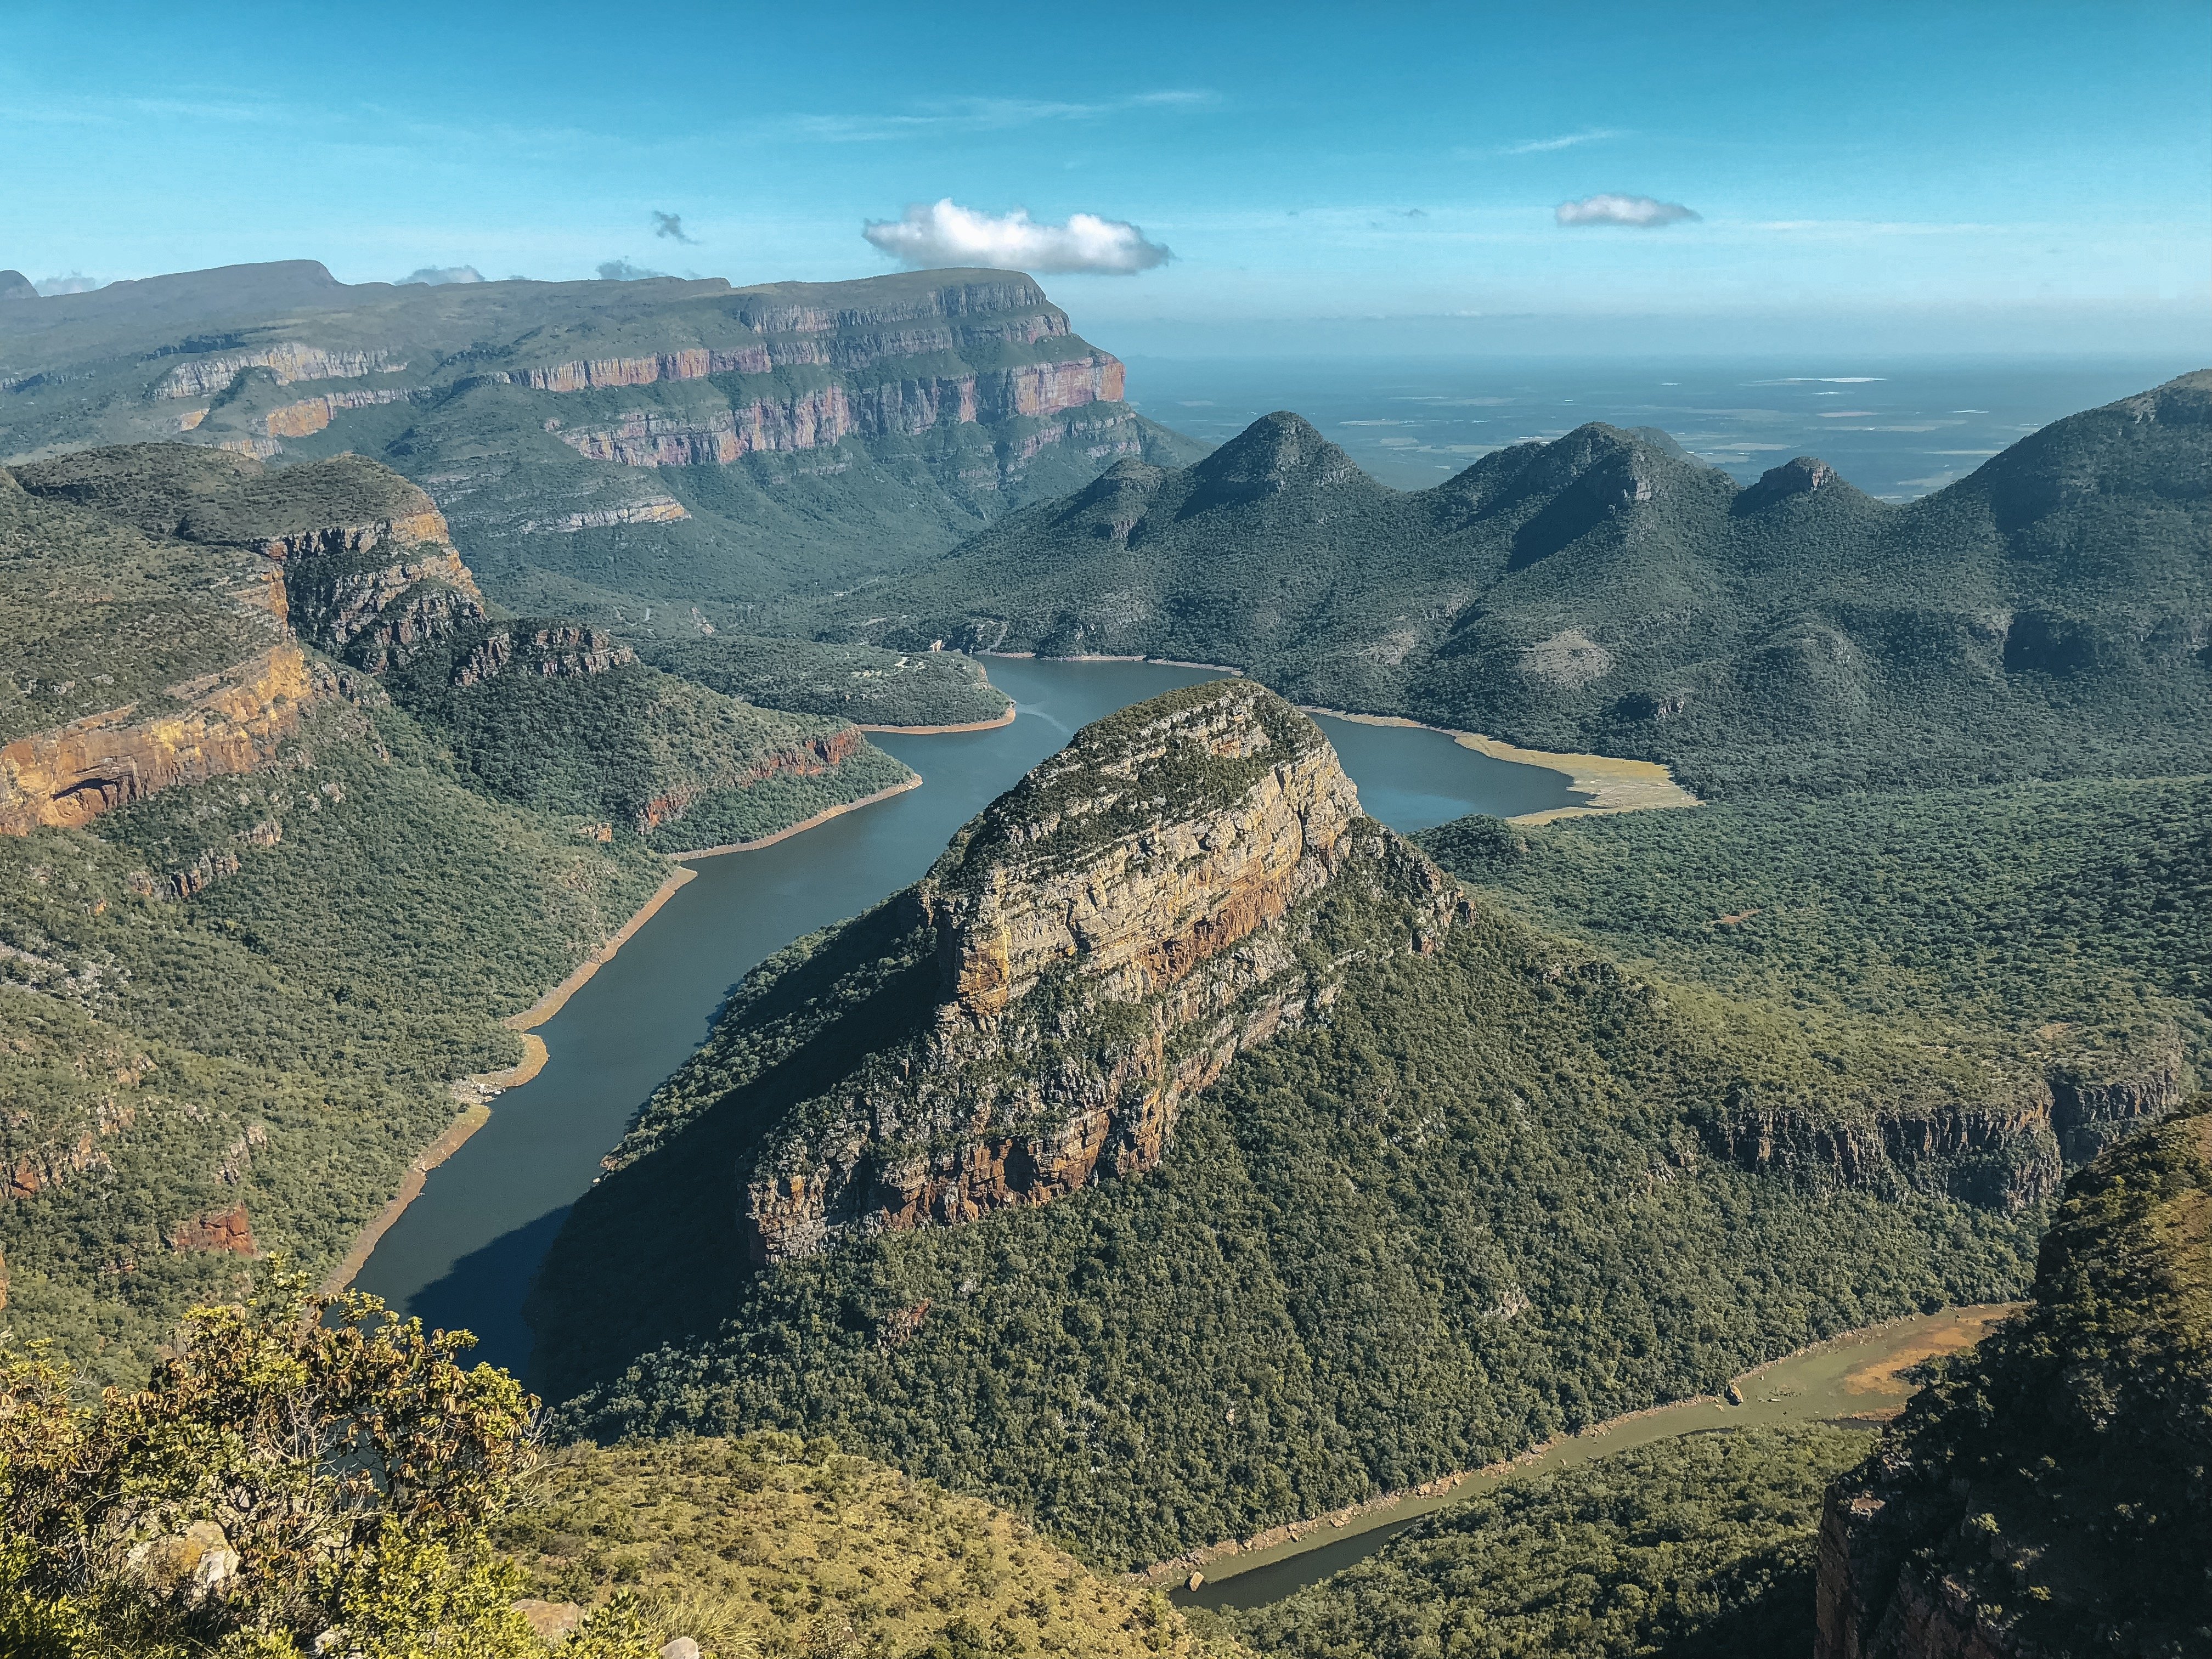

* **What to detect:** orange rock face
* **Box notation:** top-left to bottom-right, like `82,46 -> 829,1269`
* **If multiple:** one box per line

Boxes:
742,681 -> 1462,1263
0,645 -> 320,835
168,1205 -> 257,1255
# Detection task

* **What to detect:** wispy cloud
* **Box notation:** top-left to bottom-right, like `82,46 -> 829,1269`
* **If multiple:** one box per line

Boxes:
862,199 -> 1171,274
399,265 -> 483,285
794,90 -> 1214,143
1506,128 -> 1623,155
651,211 -> 697,244
35,273 -> 102,295
1556,193 -> 1700,228
596,258 -> 669,281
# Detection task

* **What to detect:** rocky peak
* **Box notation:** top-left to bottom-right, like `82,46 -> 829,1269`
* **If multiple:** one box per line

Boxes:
1739,455 -> 1840,509
1184,411 -> 1367,510
924,679 -> 1363,1020
738,680 -> 1460,1262
0,271 -> 35,302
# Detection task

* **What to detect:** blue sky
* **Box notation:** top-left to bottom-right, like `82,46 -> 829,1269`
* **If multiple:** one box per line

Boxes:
4,0 -> 2207,354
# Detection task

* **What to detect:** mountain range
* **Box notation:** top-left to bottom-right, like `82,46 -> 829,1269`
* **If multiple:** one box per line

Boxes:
828,373 -> 2211,796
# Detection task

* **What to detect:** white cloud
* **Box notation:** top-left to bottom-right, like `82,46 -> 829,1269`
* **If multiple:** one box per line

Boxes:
35,273 -> 101,295
1555,194 -> 1700,228
1506,129 -> 1624,155
862,199 -> 1171,275
400,264 -> 484,285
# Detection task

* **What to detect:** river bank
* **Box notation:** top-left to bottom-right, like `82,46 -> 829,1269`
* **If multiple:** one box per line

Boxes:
669,775 -> 922,859
856,708 -> 1015,735
980,650 -> 1248,674
1150,1303 -> 2016,1603
327,779 -> 921,1299
1300,707 -> 1699,825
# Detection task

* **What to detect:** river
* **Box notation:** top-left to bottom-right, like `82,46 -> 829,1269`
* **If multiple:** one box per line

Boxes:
1172,1302 -> 2013,1611
349,657 -> 1586,1382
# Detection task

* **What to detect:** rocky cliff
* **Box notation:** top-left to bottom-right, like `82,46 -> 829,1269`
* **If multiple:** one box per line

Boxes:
1814,1096 -> 2212,1659
594,680 -> 1461,1265
0,263 -> 1207,624
0,644 -> 319,835
1700,1029 -> 2187,1209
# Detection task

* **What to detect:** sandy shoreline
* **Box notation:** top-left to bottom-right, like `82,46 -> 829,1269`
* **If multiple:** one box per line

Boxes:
327,775 -> 925,1295
856,706 -> 1015,734
322,1102 -> 494,1295
669,775 -> 922,859
979,650 -> 1248,674
1299,706 -> 1699,825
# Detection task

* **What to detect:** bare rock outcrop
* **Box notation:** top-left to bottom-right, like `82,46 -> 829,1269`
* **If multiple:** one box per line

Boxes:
740,680 -> 1462,1262
0,644 -> 320,834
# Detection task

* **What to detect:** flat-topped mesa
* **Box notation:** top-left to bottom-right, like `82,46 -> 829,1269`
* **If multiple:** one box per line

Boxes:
742,680 -> 1462,1263
927,678 -> 1363,1018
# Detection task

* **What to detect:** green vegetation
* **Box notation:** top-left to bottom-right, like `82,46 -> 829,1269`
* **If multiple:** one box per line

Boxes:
640,634 -> 1011,728
0,264 -> 1206,623
499,1434 -> 1237,1658
1216,1425 -> 1874,1659
14,444 -> 432,543
831,373 -> 2210,798
1829,1094 -> 2212,1657
539,889 -> 2042,1571
0,698 -> 666,1380
383,622 -> 913,850
1418,775 -> 2209,1116
0,1267 -> 657,1657
0,465 -> 282,744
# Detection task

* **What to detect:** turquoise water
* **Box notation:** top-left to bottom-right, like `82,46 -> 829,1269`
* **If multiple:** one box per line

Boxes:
348,657 -> 1581,1381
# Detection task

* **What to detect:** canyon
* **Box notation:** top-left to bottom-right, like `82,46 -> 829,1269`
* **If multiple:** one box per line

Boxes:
0,264 -> 1206,622
738,680 -> 1463,1262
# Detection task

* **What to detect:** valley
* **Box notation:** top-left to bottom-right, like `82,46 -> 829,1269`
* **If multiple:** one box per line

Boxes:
0,259 -> 2202,1658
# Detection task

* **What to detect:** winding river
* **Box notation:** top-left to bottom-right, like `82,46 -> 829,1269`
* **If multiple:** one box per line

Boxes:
349,657 -> 1587,1382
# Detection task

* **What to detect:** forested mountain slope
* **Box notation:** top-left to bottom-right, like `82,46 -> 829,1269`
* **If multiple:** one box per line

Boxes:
0,262 -> 1204,622
1816,1094 -> 2212,1659
0,443 -> 909,1378
832,371 -> 2210,797
528,684 -> 2172,1570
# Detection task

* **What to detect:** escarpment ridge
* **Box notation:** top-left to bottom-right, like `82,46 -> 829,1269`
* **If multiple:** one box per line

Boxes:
0,262 -> 1207,621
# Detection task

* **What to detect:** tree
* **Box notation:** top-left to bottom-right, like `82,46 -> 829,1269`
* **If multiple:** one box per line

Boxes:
0,1264 -> 653,1657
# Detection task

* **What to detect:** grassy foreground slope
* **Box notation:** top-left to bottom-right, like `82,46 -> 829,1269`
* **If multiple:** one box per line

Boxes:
500,1434 -> 1239,1658
832,371 -> 2210,798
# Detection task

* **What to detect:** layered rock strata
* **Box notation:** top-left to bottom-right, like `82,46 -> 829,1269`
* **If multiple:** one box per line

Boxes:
553,357 -> 1126,469
729,680 -> 1463,1263
0,645 -> 319,834
1814,1097 -> 2212,1659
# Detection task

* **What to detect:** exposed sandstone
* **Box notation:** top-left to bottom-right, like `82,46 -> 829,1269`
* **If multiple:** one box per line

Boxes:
634,727 -> 864,835
168,1204 -> 256,1255
155,343 -> 403,399
741,681 -> 1462,1263
555,358 -> 1127,468
1705,1031 -> 2184,1207
0,644 -> 319,834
